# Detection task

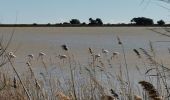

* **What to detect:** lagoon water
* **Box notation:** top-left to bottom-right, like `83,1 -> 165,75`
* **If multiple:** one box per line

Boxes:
1,27 -> 170,78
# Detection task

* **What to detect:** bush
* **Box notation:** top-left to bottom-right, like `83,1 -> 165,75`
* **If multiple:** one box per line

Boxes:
131,17 -> 154,25
70,19 -> 81,24
157,20 -> 165,26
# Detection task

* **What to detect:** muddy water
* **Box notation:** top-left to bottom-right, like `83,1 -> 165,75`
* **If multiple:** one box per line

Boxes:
0,27 -> 170,79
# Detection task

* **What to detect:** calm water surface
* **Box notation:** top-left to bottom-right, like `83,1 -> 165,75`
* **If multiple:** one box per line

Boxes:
0,27 -> 170,78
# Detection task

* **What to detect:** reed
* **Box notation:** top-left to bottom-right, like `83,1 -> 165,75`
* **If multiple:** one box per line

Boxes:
0,33 -> 169,100
139,81 -> 162,100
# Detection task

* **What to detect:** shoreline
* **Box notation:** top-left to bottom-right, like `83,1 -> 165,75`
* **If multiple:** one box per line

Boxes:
0,24 -> 169,27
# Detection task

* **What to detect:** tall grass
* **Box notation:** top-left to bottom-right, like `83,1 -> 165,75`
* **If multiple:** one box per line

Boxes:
0,28 -> 170,100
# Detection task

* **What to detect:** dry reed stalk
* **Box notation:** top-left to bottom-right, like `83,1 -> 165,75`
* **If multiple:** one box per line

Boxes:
116,36 -> 131,99
140,47 -> 170,98
149,41 -> 162,94
40,56 -> 48,74
5,52 -> 31,100
140,48 -> 170,71
0,73 -> 7,91
0,33 -> 31,99
158,62 -> 170,100
91,77 -> 104,93
148,28 -> 170,37
26,61 -> 34,78
139,48 -> 155,65
139,81 -> 163,100
26,59 -> 47,100
61,44 -> 77,100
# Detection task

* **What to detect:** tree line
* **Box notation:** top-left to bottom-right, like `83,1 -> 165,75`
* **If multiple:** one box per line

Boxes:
53,17 -> 166,26
27,17 -> 166,26
131,17 -> 165,26
61,18 -> 103,25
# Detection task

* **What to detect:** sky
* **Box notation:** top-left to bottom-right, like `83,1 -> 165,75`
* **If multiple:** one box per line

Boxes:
0,0 -> 170,24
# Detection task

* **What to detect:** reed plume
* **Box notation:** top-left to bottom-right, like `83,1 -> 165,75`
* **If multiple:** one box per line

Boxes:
13,76 -> 17,88
133,49 -> 141,58
101,95 -> 115,100
61,44 -> 68,51
134,95 -> 142,100
56,92 -> 71,100
110,89 -> 119,99
88,47 -> 93,54
139,81 -> 163,100
116,36 -> 122,45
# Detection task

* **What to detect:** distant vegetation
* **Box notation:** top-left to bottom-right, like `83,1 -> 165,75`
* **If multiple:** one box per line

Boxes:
131,17 -> 154,25
88,18 -> 103,25
0,17 -> 168,27
70,19 -> 81,25
157,20 -> 165,26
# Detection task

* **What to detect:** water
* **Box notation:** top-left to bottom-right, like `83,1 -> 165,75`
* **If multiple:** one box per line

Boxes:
1,27 -> 170,76
2,27 -> 170,96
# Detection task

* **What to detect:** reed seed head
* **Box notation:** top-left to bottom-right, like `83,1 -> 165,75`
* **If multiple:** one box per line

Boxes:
102,49 -> 109,54
26,62 -> 31,66
134,95 -> 142,100
101,95 -> 115,100
95,53 -> 101,58
13,77 -> 17,88
58,54 -> 67,59
110,89 -> 119,99
133,49 -> 141,58
61,44 -> 68,51
88,48 -> 93,54
39,52 -> 46,56
116,36 -> 122,45
8,52 -> 16,58
27,54 -> 34,59
139,81 -> 161,100
113,52 -> 120,56
56,92 -> 71,100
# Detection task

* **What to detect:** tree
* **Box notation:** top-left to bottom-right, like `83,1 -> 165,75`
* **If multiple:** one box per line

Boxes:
131,17 -> 154,25
157,20 -> 165,25
89,18 -> 96,25
96,18 -> 103,25
89,18 -> 103,25
70,19 -> 81,24
33,23 -> 37,25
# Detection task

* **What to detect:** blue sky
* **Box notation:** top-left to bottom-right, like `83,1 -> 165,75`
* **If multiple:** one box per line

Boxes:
0,0 -> 169,24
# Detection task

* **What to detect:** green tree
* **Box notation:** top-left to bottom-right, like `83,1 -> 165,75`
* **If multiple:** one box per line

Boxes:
157,20 -> 165,25
70,19 -> 81,24
96,18 -> 103,25
131,17 -> 154,25
89,18 -> 103,25
89,18 -> 96,25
